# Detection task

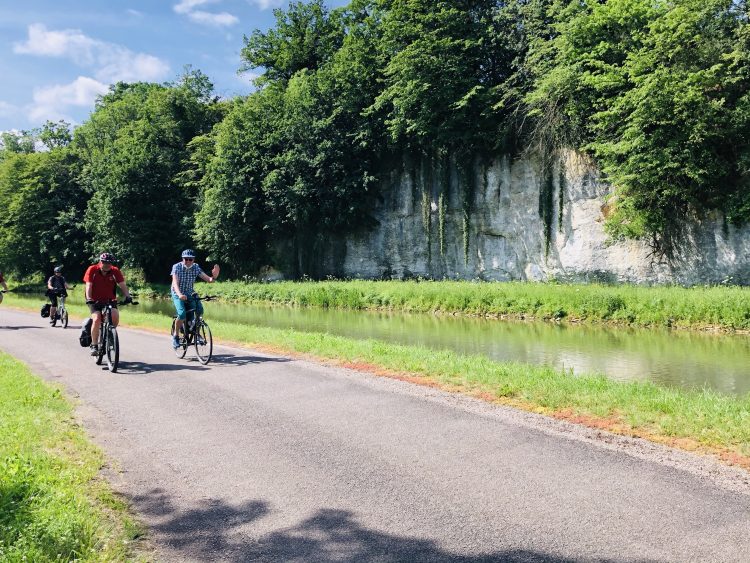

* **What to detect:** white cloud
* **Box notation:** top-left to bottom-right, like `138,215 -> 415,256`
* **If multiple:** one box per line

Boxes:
173,0 -> 218,14
28,76 -> 108,123
127,9 -> 144,17
14,24 -> 170,84
14,23 -> 99,64
96,52 -> 169,83
174,0 -> 238,27
187,10 -> 239,27
0,101 -> 17,118
249,0 -> 283,9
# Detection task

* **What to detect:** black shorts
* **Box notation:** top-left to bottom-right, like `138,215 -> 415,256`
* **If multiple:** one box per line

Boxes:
88,301 -> 117,314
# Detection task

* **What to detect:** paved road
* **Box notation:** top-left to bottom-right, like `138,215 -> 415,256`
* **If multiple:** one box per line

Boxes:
1,307 -> 749,562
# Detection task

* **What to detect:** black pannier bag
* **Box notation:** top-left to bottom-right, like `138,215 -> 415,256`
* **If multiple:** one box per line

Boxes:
79,318 -> 93,347
40,303 -> 51,318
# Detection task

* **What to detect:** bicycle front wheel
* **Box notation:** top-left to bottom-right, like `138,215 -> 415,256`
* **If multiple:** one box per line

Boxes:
95,329 -> 105,365
61,309 -> 68,328
171,318 -> 187,359
105,327 -> 119,372
194,321 -> 212,365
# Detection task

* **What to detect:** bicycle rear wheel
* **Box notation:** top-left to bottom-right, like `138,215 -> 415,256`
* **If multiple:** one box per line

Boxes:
171,318 -> 187,359
61,308 -> 68,328
194,321 -> 212,365
105,327 -> 119,372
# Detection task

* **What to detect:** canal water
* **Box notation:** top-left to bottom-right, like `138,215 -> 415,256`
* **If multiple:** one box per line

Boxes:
8,292 -> 750,395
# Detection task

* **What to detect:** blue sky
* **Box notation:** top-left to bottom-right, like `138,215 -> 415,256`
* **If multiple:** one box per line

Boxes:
0,0 -> 349,132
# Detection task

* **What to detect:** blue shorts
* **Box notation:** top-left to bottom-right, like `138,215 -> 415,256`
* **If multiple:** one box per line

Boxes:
172,293 -> 203,321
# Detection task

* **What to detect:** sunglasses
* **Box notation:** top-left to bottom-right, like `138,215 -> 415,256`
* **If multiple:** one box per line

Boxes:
183,258 -> 194,261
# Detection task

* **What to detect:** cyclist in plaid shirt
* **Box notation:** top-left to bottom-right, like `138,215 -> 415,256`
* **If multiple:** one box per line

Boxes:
171,249 -> 220,348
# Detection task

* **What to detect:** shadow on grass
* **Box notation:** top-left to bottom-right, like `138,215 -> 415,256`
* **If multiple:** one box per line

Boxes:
128,489 -> 635,563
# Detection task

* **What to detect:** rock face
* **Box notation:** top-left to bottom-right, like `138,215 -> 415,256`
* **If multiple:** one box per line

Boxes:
317,150 -> 750,285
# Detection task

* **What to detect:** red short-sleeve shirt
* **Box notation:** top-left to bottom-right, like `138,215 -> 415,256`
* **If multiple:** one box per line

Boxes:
83,265 -> 124,302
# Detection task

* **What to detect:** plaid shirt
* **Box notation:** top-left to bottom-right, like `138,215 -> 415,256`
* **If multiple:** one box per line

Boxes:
171,262 -> 203,296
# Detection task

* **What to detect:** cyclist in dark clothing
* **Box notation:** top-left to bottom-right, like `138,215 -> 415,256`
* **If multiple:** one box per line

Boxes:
0,270 -> 8,305
47,266 -> 71,325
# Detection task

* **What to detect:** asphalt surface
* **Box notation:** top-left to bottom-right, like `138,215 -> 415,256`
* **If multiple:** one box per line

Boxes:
1,307 -> 749,562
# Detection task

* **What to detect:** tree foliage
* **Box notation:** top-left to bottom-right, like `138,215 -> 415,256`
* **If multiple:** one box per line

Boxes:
3,0 -> 750,279
526,0 -> 750,254
74,71 -> 222,278
0,121 -> 90,278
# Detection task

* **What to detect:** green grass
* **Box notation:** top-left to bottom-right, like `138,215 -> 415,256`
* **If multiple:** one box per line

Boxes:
15,279 -> 750,329
0,352 -> 145,561
126,280 -> 750,331
10,297 -> 749,464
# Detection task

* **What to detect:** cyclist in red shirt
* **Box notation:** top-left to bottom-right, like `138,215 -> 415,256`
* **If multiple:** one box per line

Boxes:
83,252 -> 133,356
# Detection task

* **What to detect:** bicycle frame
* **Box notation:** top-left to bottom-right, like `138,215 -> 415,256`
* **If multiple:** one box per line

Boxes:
92,298 -> 137,373
171,294 -> 215,365
49,289 -> 69,328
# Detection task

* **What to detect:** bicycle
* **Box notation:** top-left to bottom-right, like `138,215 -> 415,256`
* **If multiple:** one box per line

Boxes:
48,288 -> 70,328
90,297 -> 138,373
170,294 -> 215,365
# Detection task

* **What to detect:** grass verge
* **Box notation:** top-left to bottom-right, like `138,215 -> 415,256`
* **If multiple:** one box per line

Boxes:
8,296 -> 750,471
124,280 -> 750,331
0,351 -> 145,561
14,279 -> 750,330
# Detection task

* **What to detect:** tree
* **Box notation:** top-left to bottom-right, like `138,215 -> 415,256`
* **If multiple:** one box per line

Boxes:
75,77 -> 222,279
371,0 -> 516,153
0,130 -> 35,157
526,0 -> 750,253
0,146 -> 86,277
240,0 -> 345,83
38,120 -> 73,150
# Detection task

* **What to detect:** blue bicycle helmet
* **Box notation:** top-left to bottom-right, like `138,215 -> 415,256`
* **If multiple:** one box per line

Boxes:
53,266 -> 63,273
181,249 -> 196,259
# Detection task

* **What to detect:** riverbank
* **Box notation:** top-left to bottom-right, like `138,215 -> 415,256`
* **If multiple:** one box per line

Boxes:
128,280 -> 750,331
13,279 -> 750,330
0,351 -> 144,560
5,296 -> 749,471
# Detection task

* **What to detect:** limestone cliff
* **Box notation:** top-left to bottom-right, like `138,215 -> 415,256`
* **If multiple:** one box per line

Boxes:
311,150 -> 750,284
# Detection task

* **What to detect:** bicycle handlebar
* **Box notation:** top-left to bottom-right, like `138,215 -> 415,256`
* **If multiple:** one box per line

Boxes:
85,298 -> 139,306
191,293 -> 218,301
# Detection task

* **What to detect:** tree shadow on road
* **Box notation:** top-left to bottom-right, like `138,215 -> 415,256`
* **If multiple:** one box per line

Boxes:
126,489 -> 637,563
210,354 -> 291,367
0,325 -> 44,330
115,361 -> 211,375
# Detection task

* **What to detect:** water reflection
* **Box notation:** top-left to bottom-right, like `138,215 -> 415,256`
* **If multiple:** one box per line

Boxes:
139,299 -> 750,395
10,293 -> 750,395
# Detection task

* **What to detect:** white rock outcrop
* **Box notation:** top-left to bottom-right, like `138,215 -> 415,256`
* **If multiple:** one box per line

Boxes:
321,150 -> 750,285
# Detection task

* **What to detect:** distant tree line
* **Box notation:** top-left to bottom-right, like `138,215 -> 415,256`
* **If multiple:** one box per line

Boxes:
2,0 -> 749,280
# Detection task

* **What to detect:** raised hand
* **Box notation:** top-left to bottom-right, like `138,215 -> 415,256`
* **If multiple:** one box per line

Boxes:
211,264 -> 220,279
